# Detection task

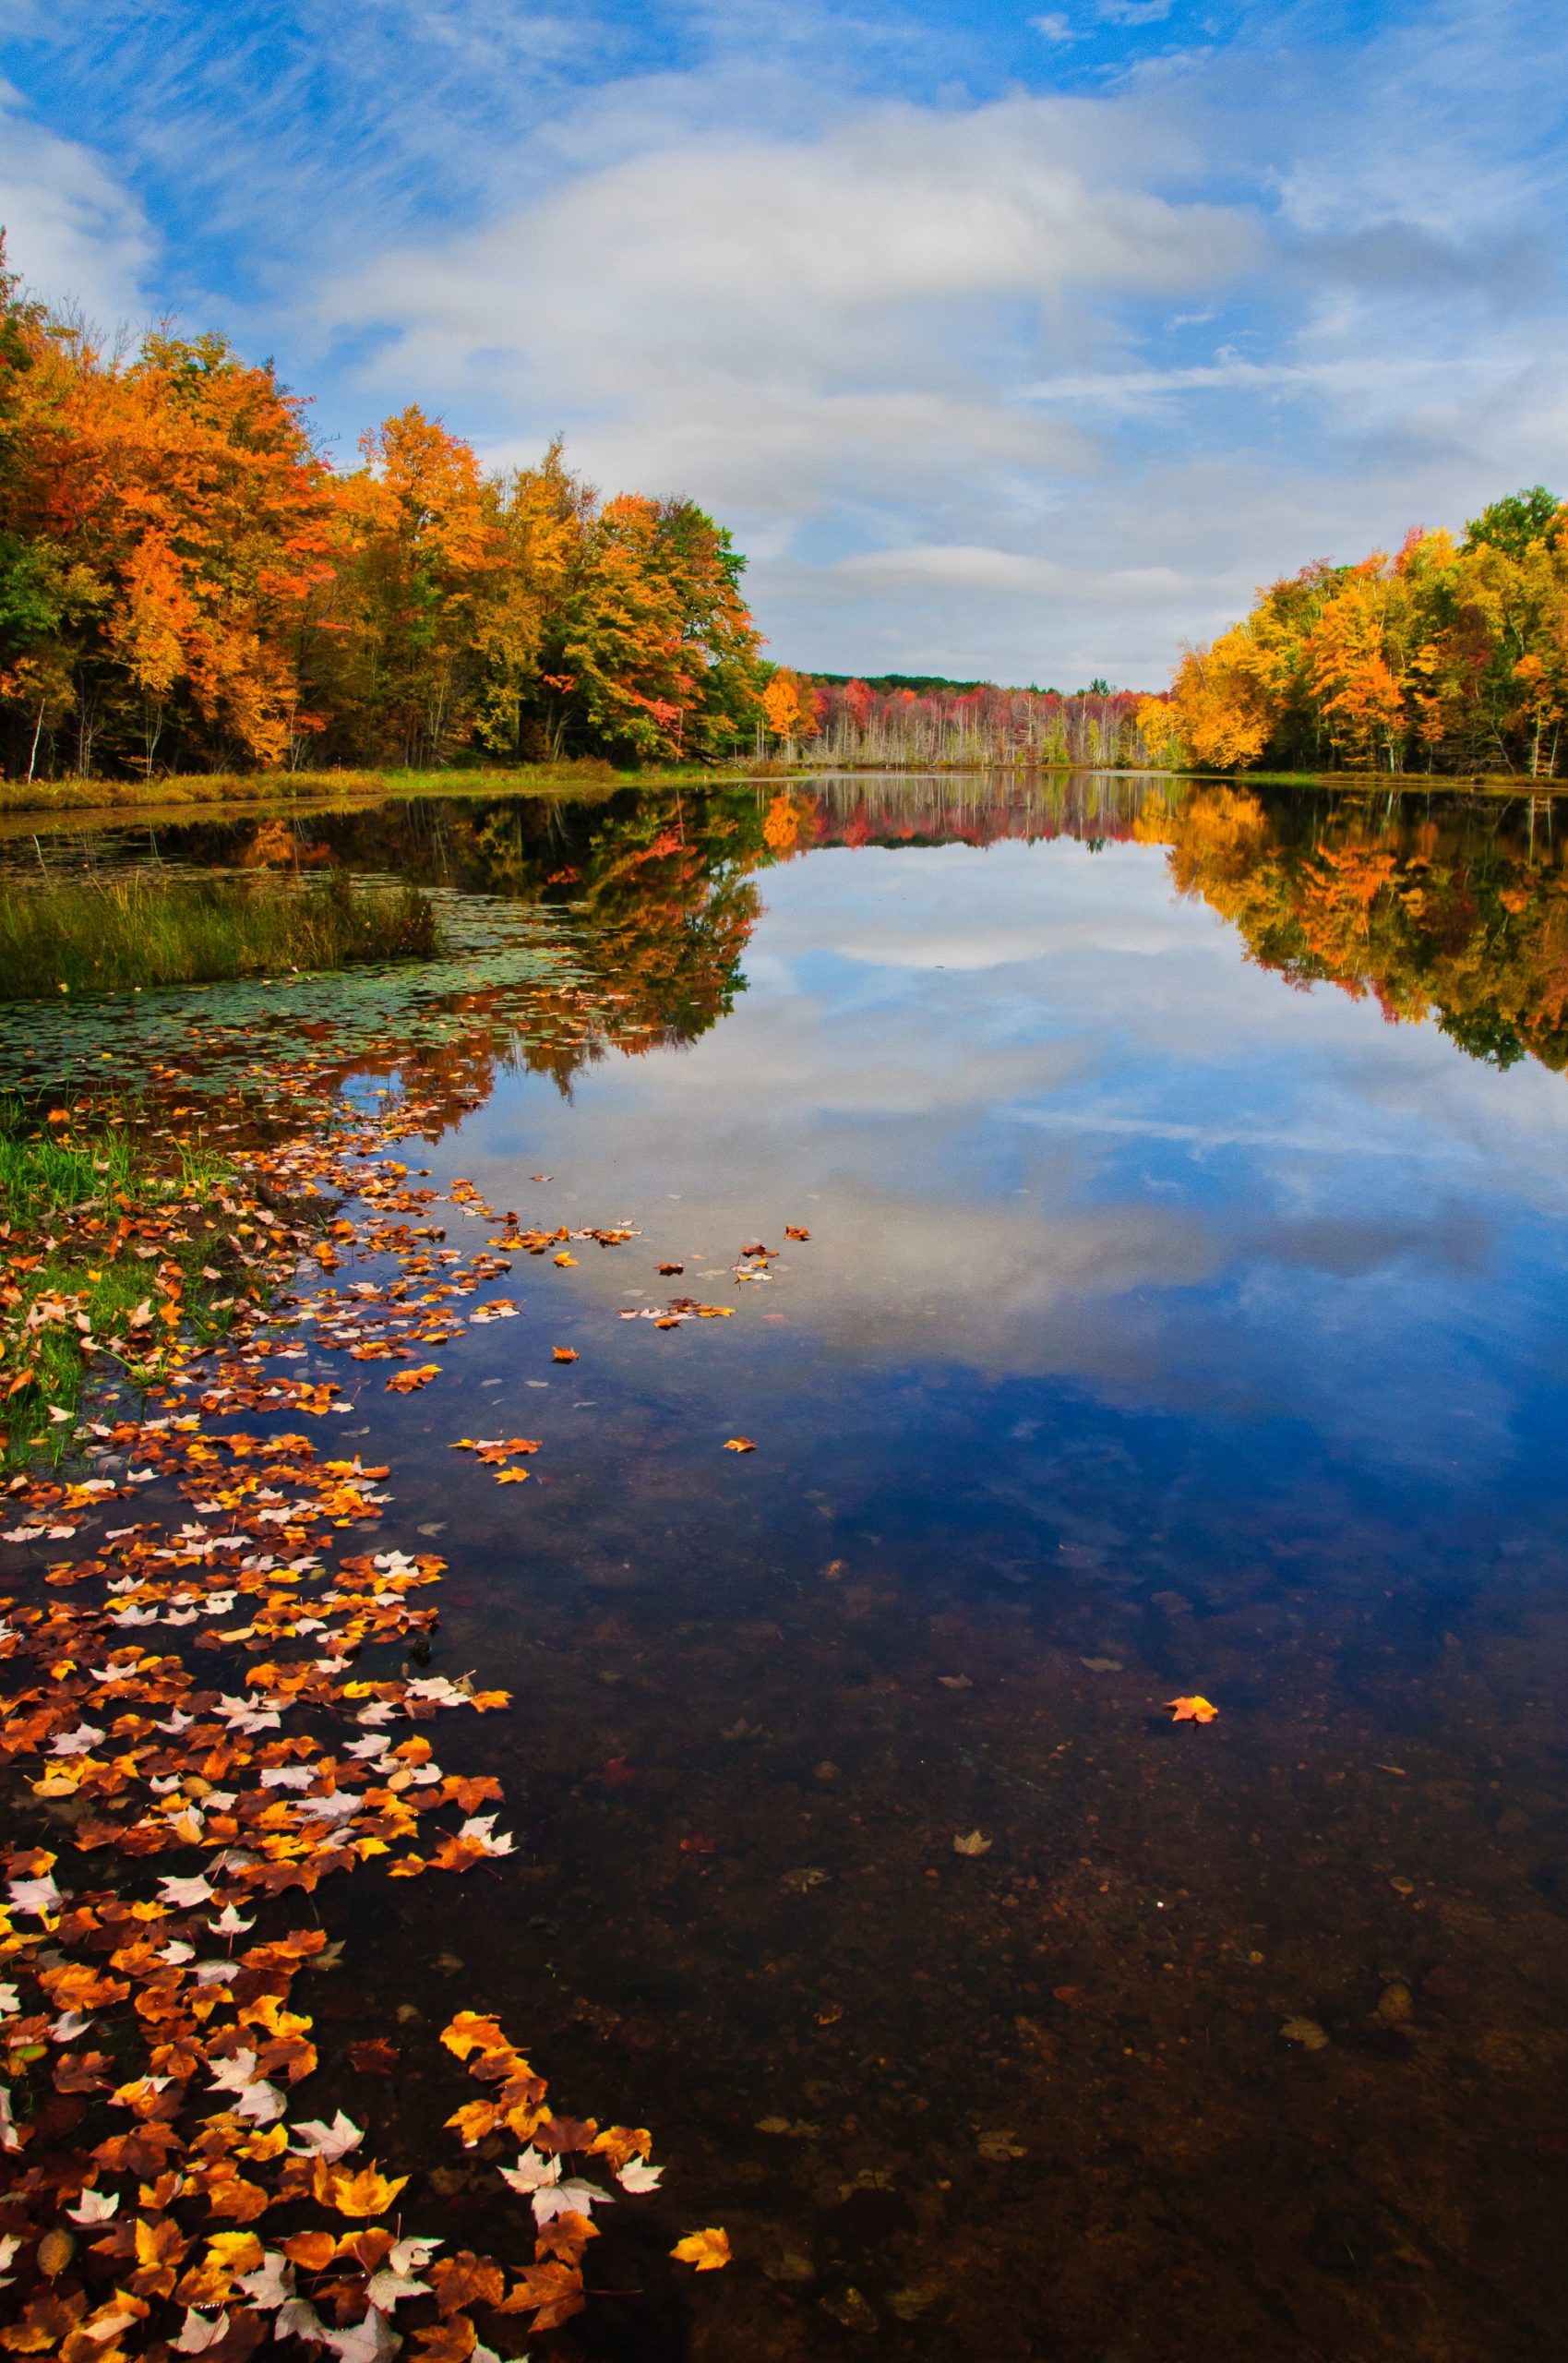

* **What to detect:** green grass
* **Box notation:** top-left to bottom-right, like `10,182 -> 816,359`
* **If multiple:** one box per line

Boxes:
0,868 -> 438,1000
0,1103 -> 245,1457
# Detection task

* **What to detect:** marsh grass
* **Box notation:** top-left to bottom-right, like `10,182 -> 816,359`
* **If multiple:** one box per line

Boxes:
0,1102 -> 243,1457
0,868 -> 438,999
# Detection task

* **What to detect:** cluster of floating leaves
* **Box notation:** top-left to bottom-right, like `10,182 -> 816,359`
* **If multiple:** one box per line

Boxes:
0,1046 -> 776,2356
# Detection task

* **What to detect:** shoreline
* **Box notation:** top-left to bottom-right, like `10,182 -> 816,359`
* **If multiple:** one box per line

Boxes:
2,761 -> 1566,836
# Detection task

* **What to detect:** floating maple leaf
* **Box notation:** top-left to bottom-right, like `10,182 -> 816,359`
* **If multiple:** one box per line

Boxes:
288,2111 -> 364,2162
671,2227 -> 731,2273
724,1437 -> 756,1453
1165,1695 -> 1219,1723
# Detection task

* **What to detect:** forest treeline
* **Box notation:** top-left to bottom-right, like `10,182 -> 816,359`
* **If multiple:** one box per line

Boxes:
758,670 -> 1170,769
0,238 -> 761,779
1159,487 -> 1568,778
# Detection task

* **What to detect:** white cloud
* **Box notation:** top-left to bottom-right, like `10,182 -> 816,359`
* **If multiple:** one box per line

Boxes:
1030,13 -> 1080,42
0,77 -> 152,324
327,94 -> 1257,381
316,90 -> 1259,671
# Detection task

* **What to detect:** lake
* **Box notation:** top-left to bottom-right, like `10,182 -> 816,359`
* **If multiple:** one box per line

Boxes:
6,773 -> 1568,2362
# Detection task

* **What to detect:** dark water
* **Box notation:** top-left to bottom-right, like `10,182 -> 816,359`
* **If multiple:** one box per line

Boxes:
18,774 -> 1568,2358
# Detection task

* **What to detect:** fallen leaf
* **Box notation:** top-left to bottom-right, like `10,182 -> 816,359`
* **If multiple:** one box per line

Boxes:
671,2227 -> 731,2273
1280,2017 -> 1330,2052
952,1830 -> 992,1857
551,1348 -> 578,1363
317,2163 -> 409,2217
1165,1695 -> 1219,1723
724,1437 -> 756,1453
348,2039 -> 399,2076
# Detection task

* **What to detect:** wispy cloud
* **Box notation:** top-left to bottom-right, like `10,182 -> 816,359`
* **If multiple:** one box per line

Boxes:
0,77 -> 154,323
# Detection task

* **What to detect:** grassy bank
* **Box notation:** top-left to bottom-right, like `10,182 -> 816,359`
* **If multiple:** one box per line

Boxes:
0,867 -> 437,999
0,1103 -> 244,1454
0,758 -> 630,819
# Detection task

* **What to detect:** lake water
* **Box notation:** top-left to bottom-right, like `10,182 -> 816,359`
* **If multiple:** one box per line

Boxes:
9,774 -> 1568,2360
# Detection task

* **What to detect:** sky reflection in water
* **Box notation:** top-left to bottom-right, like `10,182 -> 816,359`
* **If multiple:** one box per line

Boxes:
453,821 -> 1568,1590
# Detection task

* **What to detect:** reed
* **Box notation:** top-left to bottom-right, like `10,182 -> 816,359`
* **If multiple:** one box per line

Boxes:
0,867 -> 438,999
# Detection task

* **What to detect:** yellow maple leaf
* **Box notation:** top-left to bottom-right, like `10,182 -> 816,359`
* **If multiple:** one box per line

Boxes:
671,2227 -> 731,2273
440,2009 -> 509,2059
1165,1695 -> 1219,1723
204,2233 -> 264,2275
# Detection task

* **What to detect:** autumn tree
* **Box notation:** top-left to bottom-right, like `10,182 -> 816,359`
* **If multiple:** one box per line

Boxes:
1155,494 -> 1568,778
0,281 -> 337,774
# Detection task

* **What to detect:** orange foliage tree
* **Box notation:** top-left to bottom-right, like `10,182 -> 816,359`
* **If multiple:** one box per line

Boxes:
0,237 -> 766,778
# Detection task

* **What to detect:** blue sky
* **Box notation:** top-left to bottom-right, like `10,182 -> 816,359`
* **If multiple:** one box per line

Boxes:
2,0 -> 1565,685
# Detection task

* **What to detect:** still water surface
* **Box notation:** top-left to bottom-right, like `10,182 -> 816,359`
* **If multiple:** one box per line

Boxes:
18,775 -> 1568,2360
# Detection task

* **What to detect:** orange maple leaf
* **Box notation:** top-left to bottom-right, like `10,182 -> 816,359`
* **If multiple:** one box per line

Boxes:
316,2161 -> 408,2216
440,2010 -> 509,2060
1165,1695 -> 1219,1723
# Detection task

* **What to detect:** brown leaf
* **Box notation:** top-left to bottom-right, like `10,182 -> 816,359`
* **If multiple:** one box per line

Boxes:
348,2038 -> 399,2076
429,2252 -> 505,2316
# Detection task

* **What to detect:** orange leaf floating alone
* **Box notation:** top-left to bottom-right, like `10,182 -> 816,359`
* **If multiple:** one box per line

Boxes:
1165,1695 -> 1220,1723
784,1226 -> 811,1241
385,1362 -> 441,1393
552,1347 -> 579,1363
724,1437 -> 756,1453
672,2227 -> 732,2273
